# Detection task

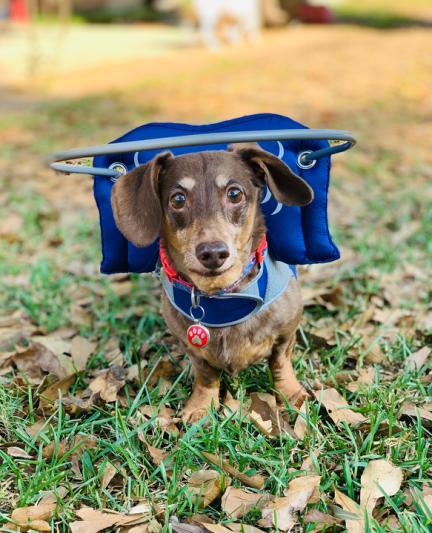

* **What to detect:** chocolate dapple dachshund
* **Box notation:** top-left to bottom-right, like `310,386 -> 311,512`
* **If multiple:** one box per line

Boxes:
111,144 -> 314,423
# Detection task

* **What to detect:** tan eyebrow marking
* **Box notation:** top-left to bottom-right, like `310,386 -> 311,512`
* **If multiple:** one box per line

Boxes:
178,177 -> 196,190
215,174 -> 229,188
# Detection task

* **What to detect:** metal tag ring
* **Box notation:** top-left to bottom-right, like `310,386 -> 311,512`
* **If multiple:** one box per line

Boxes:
297,151 -> 317,170
109,162 -> 128,182
189,305 -> 206,322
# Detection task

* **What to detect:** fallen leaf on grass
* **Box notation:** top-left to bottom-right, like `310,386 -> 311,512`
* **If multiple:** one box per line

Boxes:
222,392 -> 241,417
88,365 -> 126,402
39,374 -> 76,410
400,402 -> 432,423
293,402 -> 308,439
304,509 -> 340,527
0,212 -> 23,241
142,441 -> 168,466
248,392 -> 297,439
7,446 -> 33,459
42,434 -> 97,461
103,337 -> 124,366
71,336 -> 96,371
258,475 -> 320,531
334,489 -> 363,533
405,346 -> 431,371
347,367 -> 376,393
221,487 -> 270,519
201,451 -> 265,490
139,405 -> 180,436
8,503 -> 56,532
100,462 -> 119,490
360,459 -> 403,514
225,524 -> 266,533
39,486 -> 68,505
313,388 -> 367,425
187,470 -> 226,509
70,507 -> 152,533
13,342 -> 72,383
362,336 -> 387,365
199,525 -> 233,533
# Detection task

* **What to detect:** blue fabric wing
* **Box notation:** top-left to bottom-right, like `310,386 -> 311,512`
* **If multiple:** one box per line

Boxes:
93,113 -> 339,274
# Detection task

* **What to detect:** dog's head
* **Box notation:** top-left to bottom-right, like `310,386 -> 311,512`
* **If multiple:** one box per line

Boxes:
111,145 -> 314,292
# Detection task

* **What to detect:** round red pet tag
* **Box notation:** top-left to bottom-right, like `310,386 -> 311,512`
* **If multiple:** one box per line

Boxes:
187,323 -> 210,348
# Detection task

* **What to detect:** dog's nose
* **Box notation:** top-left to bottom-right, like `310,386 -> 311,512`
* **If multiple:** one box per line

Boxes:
196,241 -> 230,270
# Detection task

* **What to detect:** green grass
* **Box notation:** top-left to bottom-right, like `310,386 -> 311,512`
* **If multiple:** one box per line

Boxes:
0,93 -> 431,532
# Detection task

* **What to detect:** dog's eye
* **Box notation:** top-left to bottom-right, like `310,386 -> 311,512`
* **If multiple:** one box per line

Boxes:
170,192 -> 186,209
227,187 -> 243,203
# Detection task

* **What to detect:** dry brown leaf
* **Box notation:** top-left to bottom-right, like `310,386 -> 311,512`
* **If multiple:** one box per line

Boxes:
0,212 -> 23,241
248,392 -> 297,438
199,525 -> 232,533
303,509 -> 339,527
347,367 -> 376,393
400,402 -> 432,423
405,346 -> 431,371
143,442 -> 167,466
70,507 -> 151,533
221,487 -> 270,519
25,419 -> 47,438
39,486 -> 68,505
103,337 -> 124,366
0,326 -> 34,352
43,435 -> 97,462
334,489 -> 363,533
13,342 -> 70,382
300,449 -> 319,473
258,475 -> 320,531
187,470 -> 226,509
7,446 -> 33,459
225,524 -> 266,533
362,336 -> 387,365
100,462 -> 118,490
139,405 -> 180,436
201,452 -> 265,490
222,392 -> 242,417
360,459 -> 403,514
293,402 -> 308,439
9,503 -> 56,532
39,374 -> 76,409
71,336 -> 96,371
88,365 -> 126,402
313,388 -> 367,425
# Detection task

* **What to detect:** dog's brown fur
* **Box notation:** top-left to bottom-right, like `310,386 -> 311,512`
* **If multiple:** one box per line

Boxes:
112,144 -> 314,422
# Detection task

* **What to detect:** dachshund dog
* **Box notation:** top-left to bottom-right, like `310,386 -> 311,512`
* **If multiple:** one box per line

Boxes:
111,145 -> 314,423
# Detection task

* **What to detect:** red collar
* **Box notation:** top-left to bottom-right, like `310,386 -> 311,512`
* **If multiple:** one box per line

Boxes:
159,234 -> 267,292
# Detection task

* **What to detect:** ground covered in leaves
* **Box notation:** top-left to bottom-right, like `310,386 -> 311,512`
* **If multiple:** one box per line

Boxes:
0,18 -> 432,533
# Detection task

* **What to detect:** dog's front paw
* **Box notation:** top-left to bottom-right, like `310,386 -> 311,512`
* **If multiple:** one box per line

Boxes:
181,389 -> 219,424
275,381 -> 309,408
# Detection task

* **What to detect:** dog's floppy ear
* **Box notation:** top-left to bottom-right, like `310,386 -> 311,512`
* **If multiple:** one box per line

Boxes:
111,152 -> 173,247
229,143 -> 314,206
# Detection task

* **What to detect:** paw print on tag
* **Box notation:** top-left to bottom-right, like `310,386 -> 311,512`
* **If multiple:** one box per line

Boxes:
186,323 -> 210,348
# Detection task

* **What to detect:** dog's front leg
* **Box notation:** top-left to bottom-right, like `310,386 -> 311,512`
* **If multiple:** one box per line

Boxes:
182,355 -> 220,424
269,333 -> 308,408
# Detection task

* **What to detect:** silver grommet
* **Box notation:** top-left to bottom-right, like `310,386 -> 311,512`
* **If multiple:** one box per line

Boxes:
297,151 -> 317,170
109,162 -> 128,182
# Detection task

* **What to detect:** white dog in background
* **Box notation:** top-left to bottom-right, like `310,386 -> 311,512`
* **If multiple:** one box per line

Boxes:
192,0 -> 261,49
